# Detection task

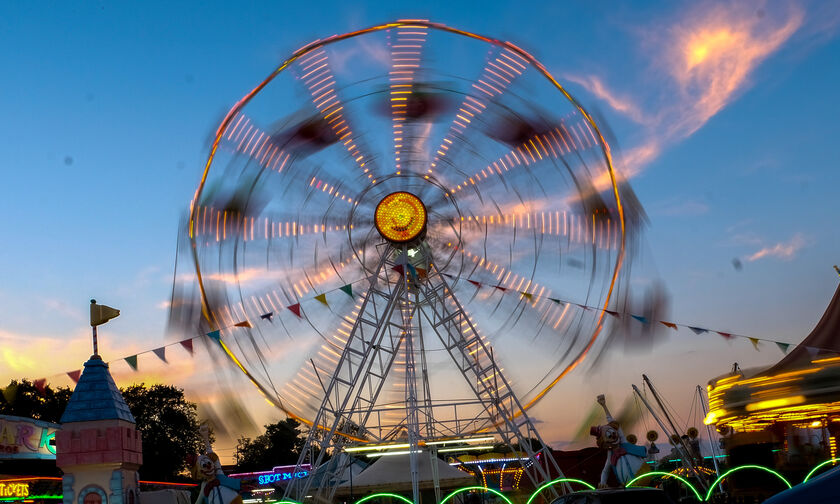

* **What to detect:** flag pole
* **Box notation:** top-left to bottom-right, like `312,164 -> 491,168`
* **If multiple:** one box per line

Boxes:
91,299 -> 99,356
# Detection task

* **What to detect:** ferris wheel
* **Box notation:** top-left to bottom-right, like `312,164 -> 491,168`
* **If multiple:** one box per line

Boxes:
176,19 -> 641,502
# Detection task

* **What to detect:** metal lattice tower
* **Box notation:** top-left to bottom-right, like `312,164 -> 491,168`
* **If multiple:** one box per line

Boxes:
284,207 -> 565,503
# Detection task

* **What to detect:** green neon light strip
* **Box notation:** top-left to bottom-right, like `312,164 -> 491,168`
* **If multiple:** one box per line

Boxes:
526,478 -> 596,504
624,471 -> 702,502
354,493 -> 414,504
705,465 -> 791,502
802,458 -> 839,483
0,496 -> 63,501
440,486 -> 513,504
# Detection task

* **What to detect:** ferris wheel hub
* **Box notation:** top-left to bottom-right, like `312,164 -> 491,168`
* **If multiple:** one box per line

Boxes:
374,191 -> 428,245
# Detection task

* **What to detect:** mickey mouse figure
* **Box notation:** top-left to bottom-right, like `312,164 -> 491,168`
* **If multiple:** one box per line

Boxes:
189,424 -> 243,504
590,394 -> 649,488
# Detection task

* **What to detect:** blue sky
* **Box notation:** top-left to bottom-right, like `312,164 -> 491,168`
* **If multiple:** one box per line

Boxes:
2,1 -> 839,457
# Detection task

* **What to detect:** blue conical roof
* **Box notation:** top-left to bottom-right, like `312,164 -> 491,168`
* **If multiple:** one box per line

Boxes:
60,355 -> 135,424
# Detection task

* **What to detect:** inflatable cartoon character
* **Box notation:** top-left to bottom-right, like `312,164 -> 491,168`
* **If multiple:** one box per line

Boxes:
590,394 -> 648,488
189,425 -> 243,504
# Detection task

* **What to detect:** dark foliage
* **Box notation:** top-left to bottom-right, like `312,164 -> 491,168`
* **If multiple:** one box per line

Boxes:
235,418 -> 305,472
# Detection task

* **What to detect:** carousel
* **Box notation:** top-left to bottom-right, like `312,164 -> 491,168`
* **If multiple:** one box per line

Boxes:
705,282 -> 840,472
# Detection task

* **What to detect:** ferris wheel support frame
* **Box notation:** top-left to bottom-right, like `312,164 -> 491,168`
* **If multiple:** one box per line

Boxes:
284,241 -> 565,503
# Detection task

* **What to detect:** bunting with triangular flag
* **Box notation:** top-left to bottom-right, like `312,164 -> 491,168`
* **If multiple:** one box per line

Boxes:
234,320 -> 253,328
468,280 -> 482,288
776,342 -> 790,354
521,292 -> 533,300
67,370 -> 81,384
339,284 -> 353,298
391,264 -> 404,275
260,312 -> 274,321
153,347 -> 167,363
631,315 -> 648,324
748,338 -> 760,351
124,355 -> 138,371
660,321 -> 678,330
717,331 -> 733,339
287,303 -> 302,318
688,326 -> 708,335
207,330 -> 221,345
180,339 -> 194,354
314,293 -> 328,306
494,285 -> 507,292
605,310 -> 619,317
548,298 -> 564,305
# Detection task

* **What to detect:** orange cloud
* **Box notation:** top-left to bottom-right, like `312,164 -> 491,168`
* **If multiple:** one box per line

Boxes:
666,3 -> 804,138
747,233 -> 808,262
565,3 -> 805,182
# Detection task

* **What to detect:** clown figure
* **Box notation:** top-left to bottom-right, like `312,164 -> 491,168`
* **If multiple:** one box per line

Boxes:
590,394 -> 649,488
190,424 -> 243,504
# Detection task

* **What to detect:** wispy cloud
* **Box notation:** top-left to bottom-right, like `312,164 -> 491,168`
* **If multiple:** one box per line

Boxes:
563,74 -> 649,125
746,233 -> 808,261
663,2 -> 804,138
567,2 -> 810,178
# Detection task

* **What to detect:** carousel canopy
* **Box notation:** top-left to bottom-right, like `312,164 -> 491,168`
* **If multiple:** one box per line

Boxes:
705,283 -> 840,431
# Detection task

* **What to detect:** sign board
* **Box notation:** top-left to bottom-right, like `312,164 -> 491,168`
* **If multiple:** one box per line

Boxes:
0,483 -> 30,498
229,464 -> 311,486
0,415 -> 59,460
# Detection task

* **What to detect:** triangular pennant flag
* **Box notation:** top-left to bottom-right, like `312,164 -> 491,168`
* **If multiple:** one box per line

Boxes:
578,304 -> 591,311
494,285 -> 507,292
67,370 -> 81,384
631,315 -> 648,324
287,303 -> 302,318
124,355 -> 138,371
33,379 -> 47,396
406,264 -> 418,278
153,347 -> 167,363
314,293 -> 328,306
717,331 -> 733,339
207,330 -> 221,344
260,311 -> 274,321
775,341 -> 790,354
415,267 -> 427,278
392,264 -> 404,275
548,298 -> 564,305
234,320 -> 253,328
660,321 -> 678,330
806,346 -> 820,359
748,338 -> 760,351
180,339 -> 194,355
521,292 -> 533,300
604,310 -> 619,317
468,280 -> 482,288
339,284 -> 354,298
688,326 -> 708,335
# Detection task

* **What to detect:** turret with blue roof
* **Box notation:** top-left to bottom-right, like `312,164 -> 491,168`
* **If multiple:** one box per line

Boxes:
56,301 -> 143,504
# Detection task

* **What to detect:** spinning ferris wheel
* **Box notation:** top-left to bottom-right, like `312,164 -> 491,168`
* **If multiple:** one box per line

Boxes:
174,19 -> 642,503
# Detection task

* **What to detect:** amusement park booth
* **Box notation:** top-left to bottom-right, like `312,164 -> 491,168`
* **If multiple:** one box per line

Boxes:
705,283 -> 840,479
0,414 -> 62,503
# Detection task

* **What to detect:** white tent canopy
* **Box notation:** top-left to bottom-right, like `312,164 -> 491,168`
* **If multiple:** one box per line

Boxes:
334,453 -> 475,495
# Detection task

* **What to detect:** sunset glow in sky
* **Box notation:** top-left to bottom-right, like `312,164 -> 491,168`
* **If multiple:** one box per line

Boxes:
2,1 -> 839,460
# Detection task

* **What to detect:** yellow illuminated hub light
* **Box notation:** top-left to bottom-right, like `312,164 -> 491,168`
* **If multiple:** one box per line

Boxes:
374,192 -> 427,244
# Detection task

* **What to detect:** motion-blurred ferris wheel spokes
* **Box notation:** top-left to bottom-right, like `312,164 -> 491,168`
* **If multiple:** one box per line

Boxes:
172,19 -> 643,502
